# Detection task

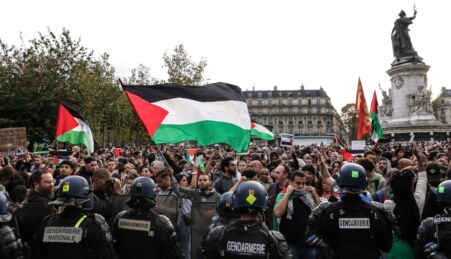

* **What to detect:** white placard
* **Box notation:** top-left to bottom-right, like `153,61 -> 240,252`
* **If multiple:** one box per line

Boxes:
351,140 -> 366,150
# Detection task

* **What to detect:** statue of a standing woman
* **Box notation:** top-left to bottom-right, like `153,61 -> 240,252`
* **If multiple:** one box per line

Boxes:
391,8 -> 421,62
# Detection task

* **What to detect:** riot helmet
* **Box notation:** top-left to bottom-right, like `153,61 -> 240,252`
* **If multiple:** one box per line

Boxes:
127,177 -> 156,209
233,181 -> 267,211
0,192 -> 12,223
337,163 -> 367,193
49,175 -> 91,207
217,192 -> 236,218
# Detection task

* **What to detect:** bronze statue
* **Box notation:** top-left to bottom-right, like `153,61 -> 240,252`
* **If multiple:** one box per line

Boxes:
391,7 -> 422,63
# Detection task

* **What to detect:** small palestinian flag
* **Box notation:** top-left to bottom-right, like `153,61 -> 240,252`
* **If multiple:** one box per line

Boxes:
185,149 -> 197,161
55,103 -> 94,154
121,82 -> 252,152
251,122 -> 274,140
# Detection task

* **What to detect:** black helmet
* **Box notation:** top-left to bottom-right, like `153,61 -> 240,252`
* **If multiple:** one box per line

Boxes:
127,177 -> 156,209
437,180 -> 451,205
233,181 -> 267,210
337,163 -> 367,193
217,192 -> 236,218
0,192 -> 12,223
50,175 -> 90,207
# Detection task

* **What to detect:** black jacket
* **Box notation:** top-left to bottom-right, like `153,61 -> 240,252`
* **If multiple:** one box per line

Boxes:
14,190 -> 55,242
76,167 -> 93,186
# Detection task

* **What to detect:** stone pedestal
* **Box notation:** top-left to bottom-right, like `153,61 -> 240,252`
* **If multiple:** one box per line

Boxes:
380,62 -> 451,141
384,63 -> 435,126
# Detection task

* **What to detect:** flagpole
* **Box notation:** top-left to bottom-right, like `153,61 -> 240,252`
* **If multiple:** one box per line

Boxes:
149,138 -> 171,169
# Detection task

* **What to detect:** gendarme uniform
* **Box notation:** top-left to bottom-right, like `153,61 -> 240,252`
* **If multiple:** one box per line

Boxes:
112,177 -> 181,259
32,176 -> 115,259
306,163 -> 393,259
415,180 -> 451,259
203,181 -> 289,259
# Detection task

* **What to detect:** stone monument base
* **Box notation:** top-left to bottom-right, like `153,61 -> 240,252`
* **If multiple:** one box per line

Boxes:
382,123 -> 451,142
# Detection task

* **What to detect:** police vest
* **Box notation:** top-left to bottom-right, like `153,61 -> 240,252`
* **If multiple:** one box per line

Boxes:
113,210 -> 161,259
222,221 -> 269,259
41,213 -> 91,259
321,201 -> 381,259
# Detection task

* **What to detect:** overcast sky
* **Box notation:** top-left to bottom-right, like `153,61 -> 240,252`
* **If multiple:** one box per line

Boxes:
2,0 -> 450,111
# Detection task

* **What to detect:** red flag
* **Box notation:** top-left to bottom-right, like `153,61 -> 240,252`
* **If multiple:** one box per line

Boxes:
355,78 -> 371,140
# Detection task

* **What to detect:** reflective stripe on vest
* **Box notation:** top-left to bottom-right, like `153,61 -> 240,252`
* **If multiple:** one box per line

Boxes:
74,215 -> 88,228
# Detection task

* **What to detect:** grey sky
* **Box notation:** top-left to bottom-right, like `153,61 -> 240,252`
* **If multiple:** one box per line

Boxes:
2,0 -> 450,111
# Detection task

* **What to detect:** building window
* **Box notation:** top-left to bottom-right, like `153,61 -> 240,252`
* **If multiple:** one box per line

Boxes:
258,92 -> 262,98
308,99 -> 311,105
441,99 -> 445,104
247,93 -> 252,98
258,100 -> 262,106
268,92 -> 272,97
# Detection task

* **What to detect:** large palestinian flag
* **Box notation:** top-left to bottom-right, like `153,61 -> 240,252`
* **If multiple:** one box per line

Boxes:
121,82 -> 252,152
251,122 -> 274,140
55,103 -> 94,154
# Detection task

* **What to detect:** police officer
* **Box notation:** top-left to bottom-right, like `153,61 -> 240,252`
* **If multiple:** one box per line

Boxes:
112,176 -> 181,259
415,180 -> 451,259
32,175 -> 116,259
0,192 -> 23,259
203,181 -> 289,259
305,163 -> 392,259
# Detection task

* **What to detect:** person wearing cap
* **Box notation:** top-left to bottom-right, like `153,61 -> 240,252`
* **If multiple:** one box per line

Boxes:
32,175 -> 115,259
54,160 -> 75,186
0,192 -> 23,258
306,163 -> 393,259
203,181 -> 289,259
415,180 -> 451,258
76,157 -> 98,186
112,177 -> 181,259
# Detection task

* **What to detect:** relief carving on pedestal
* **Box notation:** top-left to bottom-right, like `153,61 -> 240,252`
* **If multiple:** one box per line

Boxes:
408,85 -> 433,114
380,86 -> 393,116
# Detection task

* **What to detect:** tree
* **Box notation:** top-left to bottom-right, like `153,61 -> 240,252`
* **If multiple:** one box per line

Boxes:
163,44 -> 207,85
0,29 -> 120,148
340,103 -> 358,143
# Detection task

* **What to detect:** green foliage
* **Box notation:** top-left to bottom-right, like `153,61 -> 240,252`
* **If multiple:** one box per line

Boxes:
0,29 -> 125,147
340,103 -> 358,143
0,31 -> 210,149
163,44 -> 207,85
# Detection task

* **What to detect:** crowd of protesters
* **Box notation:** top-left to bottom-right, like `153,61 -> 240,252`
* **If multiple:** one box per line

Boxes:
1,139 -> 451,258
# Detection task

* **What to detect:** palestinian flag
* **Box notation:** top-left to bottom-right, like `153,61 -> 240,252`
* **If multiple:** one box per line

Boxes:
121,82 -> 252,152
251,122 -> 274,140
335,134 -> 353,162
370,90 -> 383,143
185,149 -> 197,161
55,103 -> 94,154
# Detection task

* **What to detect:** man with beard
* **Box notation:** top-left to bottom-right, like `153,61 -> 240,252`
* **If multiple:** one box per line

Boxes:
172,173 -> 220,202
54,160 -> 75,186
15,170 -> 55,254
274,171 -> 320,258
76,157 -> 98,185
212,157 -> 237,194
